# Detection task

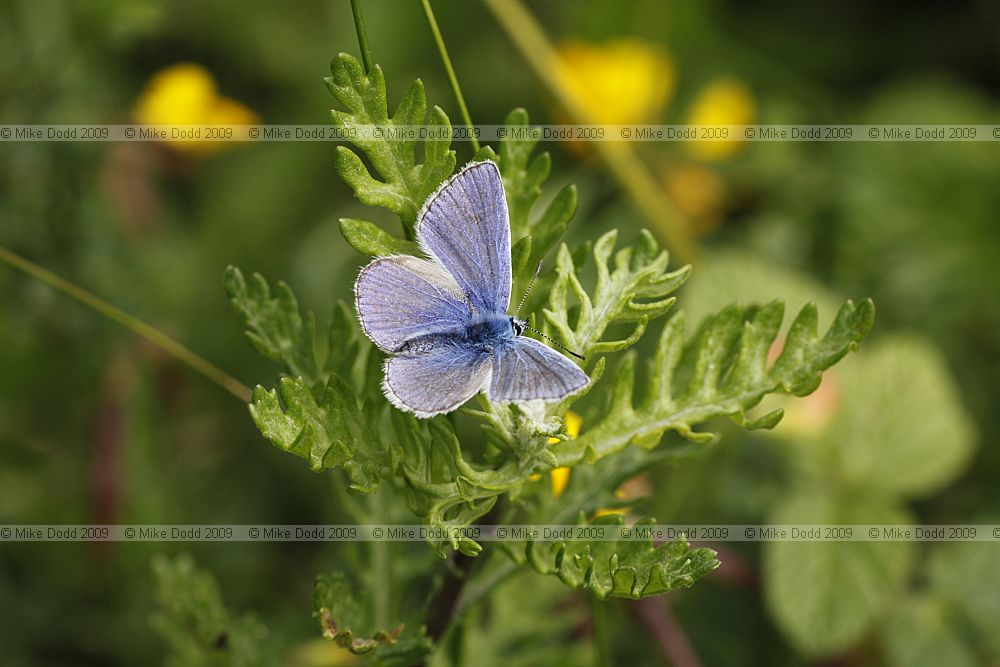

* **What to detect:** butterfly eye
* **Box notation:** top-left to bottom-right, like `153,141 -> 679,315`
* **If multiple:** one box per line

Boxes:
511,318 -> 525,336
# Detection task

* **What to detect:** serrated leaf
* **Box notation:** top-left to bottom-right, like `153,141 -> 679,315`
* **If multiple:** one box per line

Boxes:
544,229 -> 688,362
326,53 -> 456,234
249,375 -> 385,492
763,490 -> 914,657
225,266 -> 321,388
151,554 -> 270,667
558,299 -> 874,465
524,514 -> 718,599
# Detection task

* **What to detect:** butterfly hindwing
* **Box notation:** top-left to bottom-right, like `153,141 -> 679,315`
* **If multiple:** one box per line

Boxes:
384,344 -> 492,418
417,161 -> 512,316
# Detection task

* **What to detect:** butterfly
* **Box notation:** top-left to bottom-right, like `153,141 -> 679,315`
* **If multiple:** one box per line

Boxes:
354,160 -> 589,418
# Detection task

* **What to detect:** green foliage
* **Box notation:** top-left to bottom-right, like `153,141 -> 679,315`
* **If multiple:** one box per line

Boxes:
881,595 -> 978,667
227,268 -> 390,492
877,538 -> 1000,667
248,375 -> 388,491
326,52 -> 456,234
229,118 -> 873,559
452,571 -> 595,667
314,572 -> 432,664
559,298 -> 874,465
339,217 -> 421,257
224,55 -> 877,662
764,491 -> 915,656
757,333 -> 976,657
545,229 -> 690,360
224,266 -> 322,388
523,514 -> 718,600
923,540 -> 1000,659
150,554 -> 271,667
815,336 -> 975,495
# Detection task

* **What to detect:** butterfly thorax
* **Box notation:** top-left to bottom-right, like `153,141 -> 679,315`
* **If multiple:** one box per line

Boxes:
464,315 -> 521,351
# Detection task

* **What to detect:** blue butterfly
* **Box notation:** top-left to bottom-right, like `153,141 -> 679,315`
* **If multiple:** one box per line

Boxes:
354,160 -> 589,418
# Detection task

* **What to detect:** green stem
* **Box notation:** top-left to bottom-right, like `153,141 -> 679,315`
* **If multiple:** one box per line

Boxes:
0,245 -> 251,402
452,557 -> 519,618
482,0 -> 699,264
420,0 -> 481,153
349,0 -> 375,73
592,597 -> 611,666
371,486 -> 390,628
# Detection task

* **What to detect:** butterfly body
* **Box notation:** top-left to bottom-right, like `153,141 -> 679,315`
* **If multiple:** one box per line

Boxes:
354,161 -> 588,418
394,315 -> 519,356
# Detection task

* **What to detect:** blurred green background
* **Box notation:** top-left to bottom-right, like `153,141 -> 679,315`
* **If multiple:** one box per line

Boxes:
1,1 -> 999,665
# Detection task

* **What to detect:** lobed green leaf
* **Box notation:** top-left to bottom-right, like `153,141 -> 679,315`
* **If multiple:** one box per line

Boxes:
524,514 -> 718,599
151,554 -> 270,667
314,572 -> 431,664
225,265 -> 321,388
326,53 -> 456,233
249,375 -> 386,493
559,298 -> 875,465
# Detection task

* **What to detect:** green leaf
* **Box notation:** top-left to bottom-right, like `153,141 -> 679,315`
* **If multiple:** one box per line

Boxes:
817,335 -> 976,497
249,375 -> 387,492
225,265 -> 321,388
544,229 -> 689,362
559,298 -> 875,464
457,569 -> 595,667
326,53 -> 456,233
314,572 -> 431,664
927,539 -> 1000,659
339,218 -> 421,257
763,490 -> 914,657
880,594 -> 978,667
523,514 -> 718,600
150,554 -> 270,667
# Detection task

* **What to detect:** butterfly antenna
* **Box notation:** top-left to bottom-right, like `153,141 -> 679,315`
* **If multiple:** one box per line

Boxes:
524,324 -> 586,360
514,260 -> 543,318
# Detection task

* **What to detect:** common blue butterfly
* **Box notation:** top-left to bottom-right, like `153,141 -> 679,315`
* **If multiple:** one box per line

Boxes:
354,160 -> 589,417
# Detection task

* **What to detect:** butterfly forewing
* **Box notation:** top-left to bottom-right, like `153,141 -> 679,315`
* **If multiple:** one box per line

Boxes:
355,255 -> 471,353
417,161 -> 512,316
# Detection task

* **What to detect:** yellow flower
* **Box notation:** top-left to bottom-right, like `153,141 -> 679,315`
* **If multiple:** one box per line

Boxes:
685,77 -> 755,160
532,411 -> 583,498
133,63 -> 257,154
550,466 -> 572,498
592,474 -> 652,519
555,39 -> 675,125
663,163 -> 728,235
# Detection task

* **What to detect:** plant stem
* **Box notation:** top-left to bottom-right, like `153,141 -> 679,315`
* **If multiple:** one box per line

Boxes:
482,0 -> 699,264
452,557 -> 519,618
635,599 -> 703,667
420,0 -> 481,153
371,486 -> 390,628
591,597 -> 611,666
349,0 -> 375,74
0,245 -> 252,402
